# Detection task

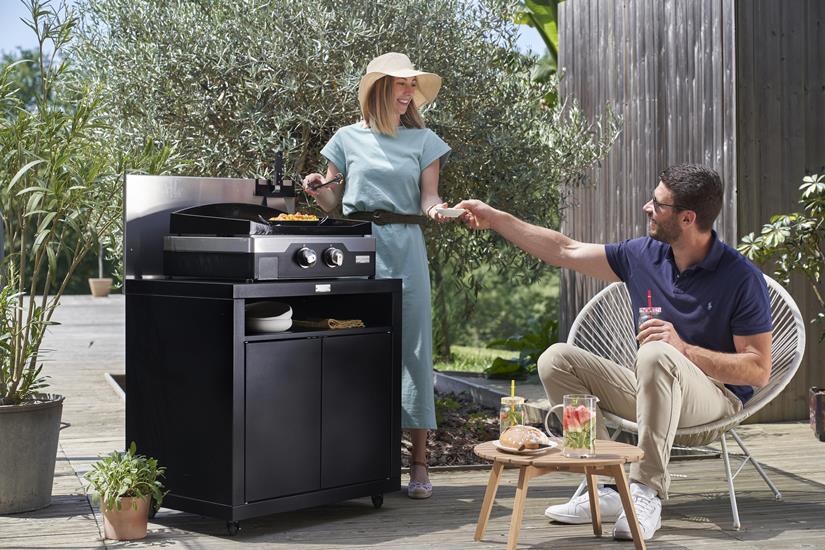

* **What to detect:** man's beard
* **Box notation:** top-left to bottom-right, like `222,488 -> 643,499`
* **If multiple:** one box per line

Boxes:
647,216 -> 682,244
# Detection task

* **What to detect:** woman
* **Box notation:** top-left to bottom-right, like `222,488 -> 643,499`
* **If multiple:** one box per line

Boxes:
303,52 -> 453,499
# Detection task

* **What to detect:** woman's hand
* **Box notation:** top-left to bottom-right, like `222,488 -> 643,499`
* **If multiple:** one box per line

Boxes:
302,173 -> 326,198
427,201 -> 449,223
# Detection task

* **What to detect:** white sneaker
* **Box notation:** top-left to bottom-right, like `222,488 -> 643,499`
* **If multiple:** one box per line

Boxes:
544,487 -> 623,524
613,483 -> 662,540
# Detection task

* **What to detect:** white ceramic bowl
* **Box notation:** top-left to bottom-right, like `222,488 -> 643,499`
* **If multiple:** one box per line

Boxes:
245,302 -> 293,333
246,317 -> 292,333
435,207 -> 466,218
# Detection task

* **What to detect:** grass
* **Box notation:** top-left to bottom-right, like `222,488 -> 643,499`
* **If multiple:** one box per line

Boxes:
434,345 -> 519,373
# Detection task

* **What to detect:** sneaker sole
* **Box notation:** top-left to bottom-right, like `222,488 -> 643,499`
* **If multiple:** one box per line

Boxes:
613,517 -> 662,540
544,510 -> 620,524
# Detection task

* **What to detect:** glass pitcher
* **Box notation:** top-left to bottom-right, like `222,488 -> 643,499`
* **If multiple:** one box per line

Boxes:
545,394 -> 599,458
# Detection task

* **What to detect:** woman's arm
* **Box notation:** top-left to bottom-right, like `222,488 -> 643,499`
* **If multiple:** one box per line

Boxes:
420,159 -> 447,221
303,163 -> 344,213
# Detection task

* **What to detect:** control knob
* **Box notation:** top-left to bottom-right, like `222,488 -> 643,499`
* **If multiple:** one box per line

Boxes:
295,247 -> 317,268
323,247 -> 344,268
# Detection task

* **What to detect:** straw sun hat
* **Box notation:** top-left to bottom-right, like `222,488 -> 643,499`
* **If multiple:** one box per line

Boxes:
358,52 -> 442,114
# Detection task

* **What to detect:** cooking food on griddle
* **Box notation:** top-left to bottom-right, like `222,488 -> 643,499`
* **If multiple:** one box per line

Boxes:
269,212 -> 319,221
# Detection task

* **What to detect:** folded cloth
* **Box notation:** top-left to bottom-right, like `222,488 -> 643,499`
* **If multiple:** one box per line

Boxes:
292,318 -> 365,330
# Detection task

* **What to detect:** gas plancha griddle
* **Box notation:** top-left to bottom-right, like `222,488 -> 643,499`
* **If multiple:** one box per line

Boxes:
163,203 -> 376,281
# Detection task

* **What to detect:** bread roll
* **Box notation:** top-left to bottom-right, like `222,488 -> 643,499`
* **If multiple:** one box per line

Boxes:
499,425 -> 548,450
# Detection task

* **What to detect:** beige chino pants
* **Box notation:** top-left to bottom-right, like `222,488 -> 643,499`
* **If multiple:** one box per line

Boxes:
537,341 -> 742,499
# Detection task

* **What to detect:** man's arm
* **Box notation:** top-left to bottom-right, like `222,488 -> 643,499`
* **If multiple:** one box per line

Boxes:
638,322 -> 773,387
685,333 -> 772,387
455,199 -> 619,282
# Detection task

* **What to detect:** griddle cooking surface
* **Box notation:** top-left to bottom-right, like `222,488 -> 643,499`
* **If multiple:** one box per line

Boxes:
169,203 -> 371,236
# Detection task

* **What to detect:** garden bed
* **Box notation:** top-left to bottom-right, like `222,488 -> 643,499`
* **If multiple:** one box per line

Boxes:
401,391 -> 545,468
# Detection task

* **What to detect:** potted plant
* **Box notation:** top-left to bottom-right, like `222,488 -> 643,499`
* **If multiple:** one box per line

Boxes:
84,442 -> 166,541
88,242 -> 113,297
738,173 -> 825,341
0,1 -> 176,513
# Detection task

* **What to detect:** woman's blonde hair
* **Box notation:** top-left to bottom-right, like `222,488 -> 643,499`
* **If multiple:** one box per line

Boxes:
362,76 -> 425,136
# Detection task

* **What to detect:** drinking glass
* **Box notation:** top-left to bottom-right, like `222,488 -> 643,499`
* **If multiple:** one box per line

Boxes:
499,396 -> 525,436
545,394 -> 599,458
637,306 -> 662,332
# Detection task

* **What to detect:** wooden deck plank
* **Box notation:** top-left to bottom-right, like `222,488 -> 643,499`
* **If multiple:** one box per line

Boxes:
1,296 -> 824,549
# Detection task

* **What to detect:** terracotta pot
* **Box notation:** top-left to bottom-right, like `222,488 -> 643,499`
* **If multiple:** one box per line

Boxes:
88,278 -> 113,297
102,495 -> 149,540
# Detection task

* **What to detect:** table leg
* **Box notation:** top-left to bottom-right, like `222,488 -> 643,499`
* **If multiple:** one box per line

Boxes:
507,466 -> 532,550
610,465 -> 646,550
474,460 -> 504,542
584,467 -> 602,536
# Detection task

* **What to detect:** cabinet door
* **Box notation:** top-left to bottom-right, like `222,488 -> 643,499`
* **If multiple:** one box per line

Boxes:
321,333 -> 392,488
245,339 -> 321,502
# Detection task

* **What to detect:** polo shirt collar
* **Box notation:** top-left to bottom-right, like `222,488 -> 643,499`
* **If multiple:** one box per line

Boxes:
665,230 -> 724,272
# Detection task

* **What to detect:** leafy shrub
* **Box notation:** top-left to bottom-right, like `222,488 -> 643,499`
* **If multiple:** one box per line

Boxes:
72,0 -> 618,351
738,174 -> 825,341
484,318 -> 559,378
0,1 -> 181,403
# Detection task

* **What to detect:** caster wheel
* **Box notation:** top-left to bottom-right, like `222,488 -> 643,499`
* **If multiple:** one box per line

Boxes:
226,521 -> 240,536
371,494 -> 384,509
148,498 -> 157,519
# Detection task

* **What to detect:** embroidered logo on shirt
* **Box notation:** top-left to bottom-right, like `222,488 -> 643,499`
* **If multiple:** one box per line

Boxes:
707,301 -> 713,311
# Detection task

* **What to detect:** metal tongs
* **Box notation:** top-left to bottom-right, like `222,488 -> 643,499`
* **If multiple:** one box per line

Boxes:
307,173 -> 343,191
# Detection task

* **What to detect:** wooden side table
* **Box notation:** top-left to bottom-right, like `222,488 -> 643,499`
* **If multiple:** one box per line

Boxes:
473,440 -> 646,550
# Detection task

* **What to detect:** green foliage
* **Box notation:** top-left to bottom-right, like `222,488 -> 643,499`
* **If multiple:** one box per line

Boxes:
738,174 -> 825,341
0,48 -> 49,110
435,395 -> 461,424
0,0 -> 181,403
514,0 -> 563,105
0,271 -> 50,402
515,0 -> 561,61
450,268 -> 558,347
83,442 -> 167,512
484,318 -> 558,378
433,345 -> 518,373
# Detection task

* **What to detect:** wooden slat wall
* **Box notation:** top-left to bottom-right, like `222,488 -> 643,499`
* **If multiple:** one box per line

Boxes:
735,0 -> 825,421
557,0 -> 823,421
557,0 -> 737,330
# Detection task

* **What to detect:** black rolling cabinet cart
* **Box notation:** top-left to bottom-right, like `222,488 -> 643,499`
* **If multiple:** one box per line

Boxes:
125,278 -> 402,535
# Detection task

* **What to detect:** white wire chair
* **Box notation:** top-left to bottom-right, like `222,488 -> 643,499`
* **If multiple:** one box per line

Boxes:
559,274 -> 806,530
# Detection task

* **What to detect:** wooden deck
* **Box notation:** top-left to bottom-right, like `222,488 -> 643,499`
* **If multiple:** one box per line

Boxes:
2,296 -> 824,549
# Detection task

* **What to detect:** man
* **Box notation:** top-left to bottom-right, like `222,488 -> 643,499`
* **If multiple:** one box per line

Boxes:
456,164 -> 772,541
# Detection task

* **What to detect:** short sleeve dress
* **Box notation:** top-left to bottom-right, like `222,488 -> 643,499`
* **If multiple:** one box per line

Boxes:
321,123 -> 451,429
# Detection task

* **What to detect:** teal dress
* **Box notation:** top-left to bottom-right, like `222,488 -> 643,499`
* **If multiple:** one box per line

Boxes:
321,123 -> 451,429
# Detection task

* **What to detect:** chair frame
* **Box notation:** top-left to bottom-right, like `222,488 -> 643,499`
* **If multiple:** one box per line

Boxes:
557,274 -> 806,530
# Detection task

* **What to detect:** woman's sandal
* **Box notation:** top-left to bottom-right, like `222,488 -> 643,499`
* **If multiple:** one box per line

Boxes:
407,460 -> 433,499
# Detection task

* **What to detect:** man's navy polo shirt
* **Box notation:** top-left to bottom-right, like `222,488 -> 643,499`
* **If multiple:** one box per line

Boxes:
604,231 -> 772,403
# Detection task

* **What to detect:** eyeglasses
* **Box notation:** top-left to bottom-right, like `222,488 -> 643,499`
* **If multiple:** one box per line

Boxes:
651,196 -> 689,212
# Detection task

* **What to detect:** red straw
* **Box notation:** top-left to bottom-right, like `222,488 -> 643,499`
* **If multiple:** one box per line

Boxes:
647,289 -> 652,309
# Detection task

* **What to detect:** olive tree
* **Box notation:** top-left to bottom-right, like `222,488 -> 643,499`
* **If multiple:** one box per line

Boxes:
72,0 -> 619,353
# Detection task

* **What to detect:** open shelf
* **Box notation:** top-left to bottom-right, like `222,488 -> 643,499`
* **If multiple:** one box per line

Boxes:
244,325 -> 392,342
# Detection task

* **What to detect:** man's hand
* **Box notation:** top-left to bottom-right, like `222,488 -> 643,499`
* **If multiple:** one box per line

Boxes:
454,199 -> 498,230
637,319 -> 687,354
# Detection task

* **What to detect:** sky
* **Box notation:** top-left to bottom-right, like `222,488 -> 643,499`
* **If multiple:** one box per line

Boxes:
0,1 -> 547,56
